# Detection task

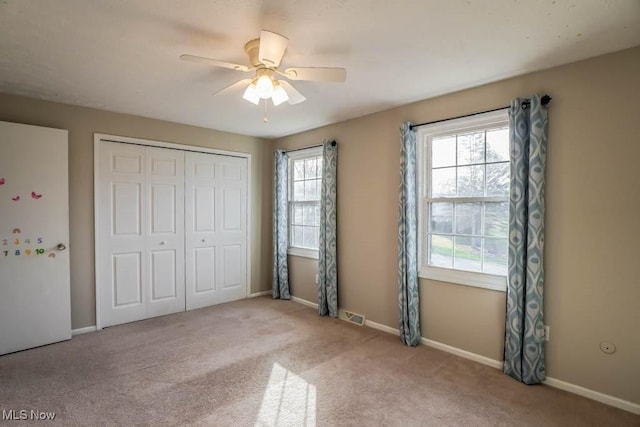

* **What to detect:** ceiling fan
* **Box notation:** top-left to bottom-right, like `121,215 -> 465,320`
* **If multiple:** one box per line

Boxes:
180,30 -> 347,108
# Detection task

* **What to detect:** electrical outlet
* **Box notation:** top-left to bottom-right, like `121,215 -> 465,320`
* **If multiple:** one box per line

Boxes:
544,325 -> 550,342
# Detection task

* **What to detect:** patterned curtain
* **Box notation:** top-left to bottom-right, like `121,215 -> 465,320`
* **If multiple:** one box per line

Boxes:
272,150 -> 290,299
398,122 -> 420,346
504,95 -> 548,384
318,140 -> 338,317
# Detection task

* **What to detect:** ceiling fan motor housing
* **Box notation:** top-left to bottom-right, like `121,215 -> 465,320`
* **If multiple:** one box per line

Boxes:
244,39 -> 263,68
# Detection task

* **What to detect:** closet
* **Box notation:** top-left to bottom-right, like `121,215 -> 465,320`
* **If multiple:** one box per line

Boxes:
95,138 -> 248,328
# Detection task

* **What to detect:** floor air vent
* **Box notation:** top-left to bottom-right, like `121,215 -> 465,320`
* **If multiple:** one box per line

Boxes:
341,310 -> 366,326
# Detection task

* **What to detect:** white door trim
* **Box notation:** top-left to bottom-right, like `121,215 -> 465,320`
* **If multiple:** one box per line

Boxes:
93,133 -> 252,330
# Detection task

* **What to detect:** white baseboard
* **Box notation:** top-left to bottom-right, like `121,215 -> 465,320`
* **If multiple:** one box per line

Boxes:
543,377 -> 640,415
420,337 -> 504,370
249,290 -> 271,298
298,304 -> 640,415
364,319 -> 400,335
71,326 -> 97,336
291,296 -> 318,309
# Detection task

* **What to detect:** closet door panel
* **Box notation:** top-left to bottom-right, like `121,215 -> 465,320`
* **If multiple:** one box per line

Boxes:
185,152 -> 247,310
216,156 -> 247,302
98,142 -> 148,327
146,147 -> 185,317
185,152 -> 218,309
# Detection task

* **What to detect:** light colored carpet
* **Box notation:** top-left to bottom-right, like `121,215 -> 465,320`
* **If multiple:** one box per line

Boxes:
0,296 -> 637,426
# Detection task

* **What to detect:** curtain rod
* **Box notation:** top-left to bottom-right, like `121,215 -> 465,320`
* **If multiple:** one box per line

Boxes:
409,94 -> 552,131
284,140 -> 336,153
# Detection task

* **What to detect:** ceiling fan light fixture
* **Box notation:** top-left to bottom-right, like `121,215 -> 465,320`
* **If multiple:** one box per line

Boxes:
271,80 -> 289,106
242,81 -> 260,105
255,74 -> 274,99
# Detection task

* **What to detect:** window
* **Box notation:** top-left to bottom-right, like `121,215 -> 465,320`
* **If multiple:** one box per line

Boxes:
418,109 -> 509,291
288,147 -> 323,258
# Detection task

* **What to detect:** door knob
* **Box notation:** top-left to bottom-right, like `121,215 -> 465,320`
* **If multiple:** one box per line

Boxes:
56,243 -> 66,251
160,241 -> 166,245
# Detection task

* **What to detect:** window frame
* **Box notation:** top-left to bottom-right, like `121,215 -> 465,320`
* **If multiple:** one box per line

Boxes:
417,109 -> 509,292
286,146 -> 323,259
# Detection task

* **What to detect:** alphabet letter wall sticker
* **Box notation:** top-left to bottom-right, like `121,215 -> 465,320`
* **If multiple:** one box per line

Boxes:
0,177 -> 5,185
12,228 -> 21,234
11,195 -> 19,201
31,192 -> 42,200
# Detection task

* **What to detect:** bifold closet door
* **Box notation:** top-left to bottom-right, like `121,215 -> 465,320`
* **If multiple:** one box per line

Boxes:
98,142 -> 185,327
185,152 -> 247,310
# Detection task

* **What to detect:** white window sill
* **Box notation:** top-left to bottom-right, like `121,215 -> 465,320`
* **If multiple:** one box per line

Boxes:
288,247 -> 319,260
419,266 -> 506,292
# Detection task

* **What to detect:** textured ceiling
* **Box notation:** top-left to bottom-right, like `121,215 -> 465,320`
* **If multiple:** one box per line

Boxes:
1,0 -> 639,138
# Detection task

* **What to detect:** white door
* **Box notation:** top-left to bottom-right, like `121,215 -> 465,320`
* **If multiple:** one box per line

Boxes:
0,121 -> 71,355
97,142 -> 185,327
185,152 -> 247,310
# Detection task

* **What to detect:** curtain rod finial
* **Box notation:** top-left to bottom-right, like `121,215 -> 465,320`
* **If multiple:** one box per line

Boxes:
541,94 -> 552,105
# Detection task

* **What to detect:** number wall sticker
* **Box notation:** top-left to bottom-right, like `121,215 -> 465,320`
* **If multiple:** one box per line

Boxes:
0,225 -> 48,260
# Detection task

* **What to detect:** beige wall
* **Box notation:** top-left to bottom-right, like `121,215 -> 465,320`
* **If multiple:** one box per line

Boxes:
0,94 -> 273,330
273,47 -> 640,404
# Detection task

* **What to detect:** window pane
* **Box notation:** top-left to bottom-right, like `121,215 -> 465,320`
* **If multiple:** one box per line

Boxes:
310,227 -> 320,249
317,158 -> 323,177
457,165 -> 484,196
293,203 -> 304,225
305,158 -> 319,179
486,127 -> 509,162
302,204 -> 315,226
431,167 -> 456,197
429,234 -> 453,268
454,236 -> 482,272
292,225 -> 303,247
314,203 -> 320,225
432,136 -> 456,168
457,132 -> 484,165
303,226 -> 317,249
455,203 -> 482,235
430,202 -> 453,234
486,162 -> 509,197
304,179 -> 319,201
484,238 -> 508,275
293,160 -> 305,181
485,202 -> 508,238
293,181 -> 304,201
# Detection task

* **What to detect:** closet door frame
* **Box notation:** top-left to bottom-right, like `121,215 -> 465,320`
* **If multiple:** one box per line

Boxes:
93,133 -> 252,330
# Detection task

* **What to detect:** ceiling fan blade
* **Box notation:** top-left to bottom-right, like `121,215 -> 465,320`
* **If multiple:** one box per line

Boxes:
258,30 -> 289,67
283,67 -> 347,82
279,80 -> 306,105
213,78 -> 252,96
180,54 -> 252,72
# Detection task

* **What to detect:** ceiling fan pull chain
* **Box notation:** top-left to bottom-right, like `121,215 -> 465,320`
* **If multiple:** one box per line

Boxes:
263,99 -> 269,123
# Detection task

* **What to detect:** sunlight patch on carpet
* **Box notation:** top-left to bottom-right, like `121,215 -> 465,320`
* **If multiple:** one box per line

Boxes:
256,362 -> 316,426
